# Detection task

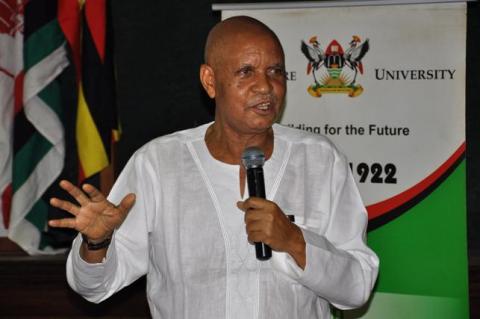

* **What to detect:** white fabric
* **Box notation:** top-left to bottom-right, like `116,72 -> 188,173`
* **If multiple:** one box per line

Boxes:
66,122 -> 379,319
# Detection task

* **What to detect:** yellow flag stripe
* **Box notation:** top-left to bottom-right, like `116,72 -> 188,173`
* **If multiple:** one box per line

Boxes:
76,83 -> 109,177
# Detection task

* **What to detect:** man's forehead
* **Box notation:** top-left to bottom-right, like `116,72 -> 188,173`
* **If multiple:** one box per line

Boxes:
215,28 -> 274,52
219,37 -> 284,69
214,32 -> 283,66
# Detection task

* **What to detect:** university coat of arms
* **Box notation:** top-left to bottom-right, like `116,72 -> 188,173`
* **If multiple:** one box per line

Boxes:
301,35 -> 369,98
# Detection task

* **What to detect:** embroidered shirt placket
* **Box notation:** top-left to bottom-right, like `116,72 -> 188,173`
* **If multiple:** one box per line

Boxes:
187,141 -> 232,319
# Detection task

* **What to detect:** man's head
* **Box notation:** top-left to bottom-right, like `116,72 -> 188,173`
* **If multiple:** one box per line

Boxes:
200,16 -> 286,135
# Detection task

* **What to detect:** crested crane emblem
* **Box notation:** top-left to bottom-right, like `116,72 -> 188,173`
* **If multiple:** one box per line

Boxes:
301,35 -> 369,98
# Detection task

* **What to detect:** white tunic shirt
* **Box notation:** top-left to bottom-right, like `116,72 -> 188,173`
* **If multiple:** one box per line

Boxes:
66,123 -> 379,319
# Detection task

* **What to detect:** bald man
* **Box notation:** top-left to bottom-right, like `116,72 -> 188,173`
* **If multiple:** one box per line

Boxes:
50,16 -> 378,319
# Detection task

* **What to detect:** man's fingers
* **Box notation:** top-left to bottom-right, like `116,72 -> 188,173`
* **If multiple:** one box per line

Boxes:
48,217 -> 77,229
236,201 -> 246,212
82,183 -> 105,202
50,197 -> 80,216
237,197 -> 269,211
246,215 -> 274,232
239,201 -> 268,224
247,230 -> 267,245
118,193 -> 136,215
59,180 -> 89,206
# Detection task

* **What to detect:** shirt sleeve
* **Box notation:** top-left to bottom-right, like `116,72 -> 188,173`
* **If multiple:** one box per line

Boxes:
276,149 -> 379,309
66,149 -> 155,303
66,232 -> 119,303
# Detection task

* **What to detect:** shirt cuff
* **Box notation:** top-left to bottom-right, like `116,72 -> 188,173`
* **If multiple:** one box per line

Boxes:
67,233 -> 118,296
270,227 -> 332,284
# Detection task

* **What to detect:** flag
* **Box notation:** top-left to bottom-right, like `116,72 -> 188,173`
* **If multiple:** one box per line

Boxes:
1,0 -> 118,255
0,0 -> 26,237
8,0 -> 69,254
60,0 -> 119,182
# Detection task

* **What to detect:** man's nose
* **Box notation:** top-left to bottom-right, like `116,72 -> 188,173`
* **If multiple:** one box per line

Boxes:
253,73 -> 273,94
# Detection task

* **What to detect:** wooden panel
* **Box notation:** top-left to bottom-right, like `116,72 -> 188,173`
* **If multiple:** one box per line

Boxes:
0,252 -> 478,318
0,254 -> 149,317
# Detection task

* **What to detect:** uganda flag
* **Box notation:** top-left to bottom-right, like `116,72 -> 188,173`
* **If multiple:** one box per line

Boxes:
1,0 -> 118,255
61,0 -> 119,182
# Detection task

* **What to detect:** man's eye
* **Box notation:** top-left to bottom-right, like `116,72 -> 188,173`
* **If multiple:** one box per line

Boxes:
269,67 -> 286,77
237,67 -> 253,77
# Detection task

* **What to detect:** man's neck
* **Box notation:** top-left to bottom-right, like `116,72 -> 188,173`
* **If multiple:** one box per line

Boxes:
204,122 -> 274,165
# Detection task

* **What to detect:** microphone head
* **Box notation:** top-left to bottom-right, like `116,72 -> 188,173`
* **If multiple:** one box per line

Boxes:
241,147 -> 265,169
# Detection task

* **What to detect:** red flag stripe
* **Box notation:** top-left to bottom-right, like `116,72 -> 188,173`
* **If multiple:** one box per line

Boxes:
14,71 -> 24,115
85,0 -> 106,62
57,0 -> 81,81
1,184 -> 12,228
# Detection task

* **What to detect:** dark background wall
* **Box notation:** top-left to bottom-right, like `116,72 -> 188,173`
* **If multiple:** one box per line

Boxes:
112,0 -> 218,171
0,1 -> 478,317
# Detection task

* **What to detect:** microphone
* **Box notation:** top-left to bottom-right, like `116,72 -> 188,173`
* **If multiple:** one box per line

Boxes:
241,146 -> 272,261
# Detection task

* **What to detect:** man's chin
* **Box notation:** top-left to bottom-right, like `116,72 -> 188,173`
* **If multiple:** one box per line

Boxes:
245,121 -> 275,134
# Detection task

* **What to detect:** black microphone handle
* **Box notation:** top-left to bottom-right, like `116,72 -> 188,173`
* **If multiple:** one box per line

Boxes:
246,166 -> 272,261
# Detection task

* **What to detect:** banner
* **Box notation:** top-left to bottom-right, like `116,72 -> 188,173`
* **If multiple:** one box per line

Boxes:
222,2 -> 468,318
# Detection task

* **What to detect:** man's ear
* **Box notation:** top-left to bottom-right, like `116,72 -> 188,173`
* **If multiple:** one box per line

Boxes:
200,64 -> 216,98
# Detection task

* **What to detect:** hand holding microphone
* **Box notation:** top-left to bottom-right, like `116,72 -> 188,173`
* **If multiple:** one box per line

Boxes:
239,146 -> 306,267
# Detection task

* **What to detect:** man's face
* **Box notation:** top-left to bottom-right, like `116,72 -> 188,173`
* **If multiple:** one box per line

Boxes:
209,32 -> 286,135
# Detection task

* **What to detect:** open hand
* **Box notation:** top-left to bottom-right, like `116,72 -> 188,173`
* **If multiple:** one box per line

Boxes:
49,180 -> 135,242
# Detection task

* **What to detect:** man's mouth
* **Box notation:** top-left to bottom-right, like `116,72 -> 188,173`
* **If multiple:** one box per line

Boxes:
255,101 -> 271,111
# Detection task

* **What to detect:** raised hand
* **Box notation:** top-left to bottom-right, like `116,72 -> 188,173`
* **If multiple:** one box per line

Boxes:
49,180 -> 135,242
237,197 -> 306,268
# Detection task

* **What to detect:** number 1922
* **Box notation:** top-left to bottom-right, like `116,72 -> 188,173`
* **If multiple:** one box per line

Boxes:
349,162 -> 398,184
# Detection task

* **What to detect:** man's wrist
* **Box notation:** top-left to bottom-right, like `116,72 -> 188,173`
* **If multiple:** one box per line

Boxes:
288,225 -> 306,269
81,233 -> 113,250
